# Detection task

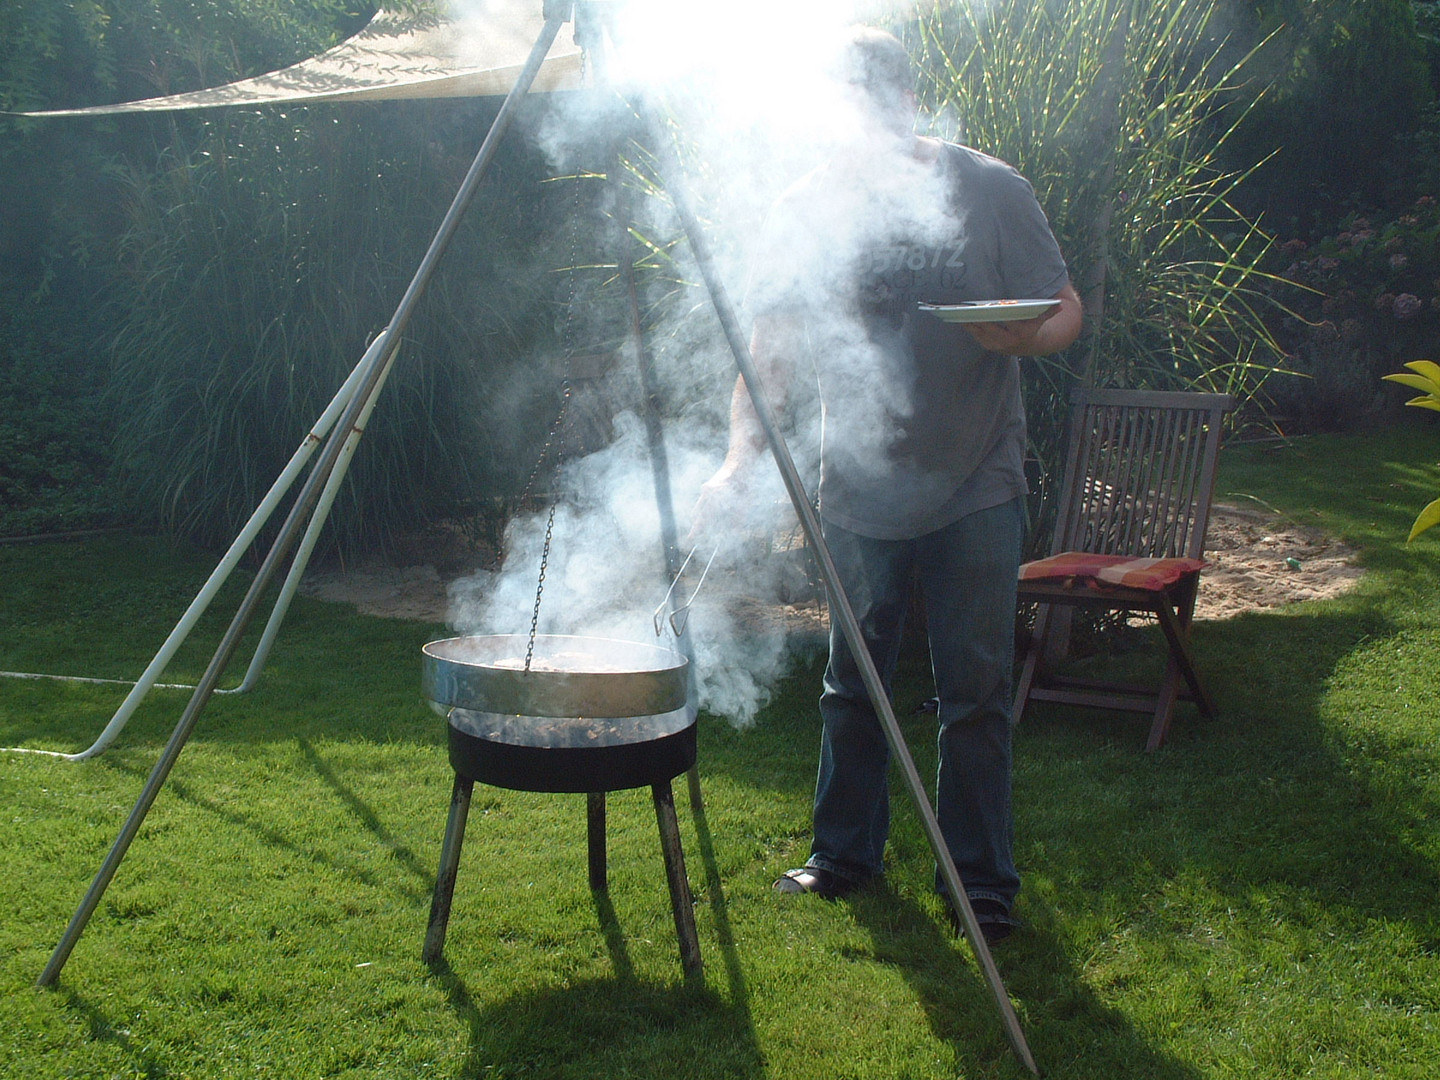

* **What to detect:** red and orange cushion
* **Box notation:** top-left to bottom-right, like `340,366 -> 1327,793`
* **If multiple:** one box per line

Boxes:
1018,552 -> 1205,592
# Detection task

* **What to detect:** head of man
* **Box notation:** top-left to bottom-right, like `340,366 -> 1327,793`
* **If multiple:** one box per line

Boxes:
832,26 -> 918,143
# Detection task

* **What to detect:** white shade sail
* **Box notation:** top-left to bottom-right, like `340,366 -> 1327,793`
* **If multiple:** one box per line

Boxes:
17,4 -> 583,118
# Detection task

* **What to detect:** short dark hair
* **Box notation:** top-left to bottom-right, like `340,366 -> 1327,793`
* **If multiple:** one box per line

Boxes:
836,26 -> 914,107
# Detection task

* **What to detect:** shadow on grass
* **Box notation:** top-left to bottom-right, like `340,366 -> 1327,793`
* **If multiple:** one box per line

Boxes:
296,736 -> 436,887
422,770 -> 763,1078
846,884 -> 1204,1080
90,754 -> 438,906
733,591 -> 1439,1075
427,956 -> 765,1078
54,985 -> 172,1079
426,787 -> 764,1080
1016,600 -> 1440,931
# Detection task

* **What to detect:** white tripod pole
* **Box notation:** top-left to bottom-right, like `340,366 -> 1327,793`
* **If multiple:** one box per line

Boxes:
234,341 -> 401,692
3,332 -> 387,761
647,105 -> 1041,1077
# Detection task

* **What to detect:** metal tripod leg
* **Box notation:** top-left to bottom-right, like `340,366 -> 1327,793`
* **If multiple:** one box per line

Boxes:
643,103 -> 1039,1075
423,775 -> 475,964
35,11 -> 568,990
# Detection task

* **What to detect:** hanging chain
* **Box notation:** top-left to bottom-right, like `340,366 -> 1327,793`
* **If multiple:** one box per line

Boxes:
524,382 -> 569,672
524,170 -> 587,671
524,499 -> 560,671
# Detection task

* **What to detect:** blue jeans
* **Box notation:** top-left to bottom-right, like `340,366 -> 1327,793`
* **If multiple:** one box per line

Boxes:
805,498 -> 1023,909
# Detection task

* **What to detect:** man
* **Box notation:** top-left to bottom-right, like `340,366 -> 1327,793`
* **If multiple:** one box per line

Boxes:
694,26 -> 1082,942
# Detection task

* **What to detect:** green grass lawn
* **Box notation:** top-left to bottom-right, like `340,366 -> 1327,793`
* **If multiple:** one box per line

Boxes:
3,422 -> 1439,1079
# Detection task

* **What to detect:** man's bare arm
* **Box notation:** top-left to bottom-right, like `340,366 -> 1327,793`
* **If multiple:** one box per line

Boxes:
689,314 -> 802,539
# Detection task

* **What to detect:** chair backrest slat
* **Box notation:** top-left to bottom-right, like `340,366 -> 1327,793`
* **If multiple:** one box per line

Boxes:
1050,388 -> 1234,561
1152,407 -> 1190,555
1129,406 -> 1166,553
1150,407 -> 1184,553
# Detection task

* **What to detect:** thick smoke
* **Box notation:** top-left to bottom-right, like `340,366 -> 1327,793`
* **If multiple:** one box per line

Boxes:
445,0 -> 957,726
447,411 -> 806,723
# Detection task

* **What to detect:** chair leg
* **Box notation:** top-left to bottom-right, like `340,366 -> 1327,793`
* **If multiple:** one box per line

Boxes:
1154,600 -> 1215,717
652,781 -> 703,981
1145,593 -> 1214,751
1145,655 -> 1183,752
1011,602 -> 1053,726
423,774 -> 474,964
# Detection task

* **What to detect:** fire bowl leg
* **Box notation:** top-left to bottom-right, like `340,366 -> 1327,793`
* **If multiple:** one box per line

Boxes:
423,774 -> 474,964
652,781 -> 703,981
587,791 -> 607,891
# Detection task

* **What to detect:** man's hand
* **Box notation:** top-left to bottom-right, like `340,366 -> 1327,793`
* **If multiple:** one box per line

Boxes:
686,462 -> 749,548
687,314 -> 798,545
964,283 -> 1083,356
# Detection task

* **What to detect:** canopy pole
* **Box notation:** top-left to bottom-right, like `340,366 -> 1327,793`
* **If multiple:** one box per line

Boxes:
641,102 -> 1040,1077
36,9 -> 568,989
614,210 -> 707,815
233,343 -> 401,693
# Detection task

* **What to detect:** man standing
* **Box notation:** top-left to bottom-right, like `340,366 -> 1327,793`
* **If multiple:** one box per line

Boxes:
695,26 -> 1082,942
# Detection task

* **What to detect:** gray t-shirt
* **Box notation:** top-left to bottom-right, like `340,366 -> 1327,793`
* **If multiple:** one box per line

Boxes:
747,141 -> 1069,540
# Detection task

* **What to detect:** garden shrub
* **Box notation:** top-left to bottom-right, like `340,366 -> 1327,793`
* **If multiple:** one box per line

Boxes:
1222,0 -> 1433,234
1265,197 -> 1440,429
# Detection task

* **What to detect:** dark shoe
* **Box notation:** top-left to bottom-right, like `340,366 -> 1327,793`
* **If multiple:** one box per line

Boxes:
944,895 -> 1017,945
773,866 -> 860,900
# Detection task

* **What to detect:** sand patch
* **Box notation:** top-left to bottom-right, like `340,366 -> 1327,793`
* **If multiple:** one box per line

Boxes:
298,503 -> 1362,626
1194,501 -> 1363,620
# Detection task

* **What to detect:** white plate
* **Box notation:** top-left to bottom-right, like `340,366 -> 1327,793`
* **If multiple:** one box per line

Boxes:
919,299 -> 1060,323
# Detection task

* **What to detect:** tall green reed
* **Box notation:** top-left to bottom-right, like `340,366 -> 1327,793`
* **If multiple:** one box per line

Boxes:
904,0 -> 1294,538
105,98 -> 568,560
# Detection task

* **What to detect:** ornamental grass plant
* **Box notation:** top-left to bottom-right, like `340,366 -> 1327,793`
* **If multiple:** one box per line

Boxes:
102,96 -> 574,562
901,0 -> 1296,544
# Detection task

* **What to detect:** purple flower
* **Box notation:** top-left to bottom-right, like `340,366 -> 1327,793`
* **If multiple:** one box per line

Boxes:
1391,252 -> 1410,270
1394,293 -> 1423,320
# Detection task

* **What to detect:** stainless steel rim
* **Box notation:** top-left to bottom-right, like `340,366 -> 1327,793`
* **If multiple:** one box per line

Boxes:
422,634 -> 689,719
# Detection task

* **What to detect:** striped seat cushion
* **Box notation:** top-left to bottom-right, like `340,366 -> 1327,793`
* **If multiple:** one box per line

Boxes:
1019,552 -> 1205,591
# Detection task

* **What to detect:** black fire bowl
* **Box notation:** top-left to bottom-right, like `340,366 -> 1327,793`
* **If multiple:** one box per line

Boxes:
447,721 -> 697,794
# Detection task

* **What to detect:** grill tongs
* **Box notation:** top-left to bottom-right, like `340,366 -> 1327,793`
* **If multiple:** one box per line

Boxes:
653,543 -> 720,638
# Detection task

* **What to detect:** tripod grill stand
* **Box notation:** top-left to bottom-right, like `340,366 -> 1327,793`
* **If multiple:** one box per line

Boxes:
34,3 -> 1038,1073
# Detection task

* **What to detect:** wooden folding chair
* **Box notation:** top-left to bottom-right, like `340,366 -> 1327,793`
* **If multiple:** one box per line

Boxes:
1012,387 -> 1234,750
